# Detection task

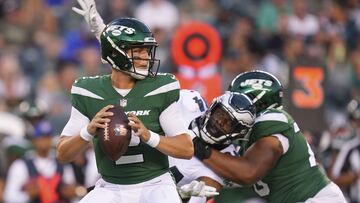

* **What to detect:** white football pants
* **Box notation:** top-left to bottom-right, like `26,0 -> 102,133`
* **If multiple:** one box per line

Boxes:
80,172 -> 181,203
304,182 -> 347,203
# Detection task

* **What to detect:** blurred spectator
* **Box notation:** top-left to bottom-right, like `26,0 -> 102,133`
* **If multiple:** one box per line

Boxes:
135,0 -> 179,33
0,111 -> 27,182
153,27 -> 173,73
325,36 -> 353,122
106,0 -> 134,20
77,44 -> 107,76
3,120 -> 76,203
17,100 -> 48,127
36,60 -> 78,134
349,39 -> 360,98
220,17 -> 258,91
287,0 -> 319,38
256,0 -> 292,35
178,0 -> 218,24
330,99 -> 360,203
0,53 -> 30,109
68,148 -> 100,197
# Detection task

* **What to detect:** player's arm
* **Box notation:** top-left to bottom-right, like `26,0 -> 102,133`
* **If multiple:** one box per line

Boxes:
72,0 -> 105,40
56,105 -> 113,163
195,136 -> 283,185
128,101 -> 194,159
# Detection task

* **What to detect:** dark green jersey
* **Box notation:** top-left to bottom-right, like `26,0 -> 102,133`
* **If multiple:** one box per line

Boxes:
247,109 -> 329,203
71,73 -> 179,184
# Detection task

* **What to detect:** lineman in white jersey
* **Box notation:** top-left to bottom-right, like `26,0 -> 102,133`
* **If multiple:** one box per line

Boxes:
170,89 -> 237,203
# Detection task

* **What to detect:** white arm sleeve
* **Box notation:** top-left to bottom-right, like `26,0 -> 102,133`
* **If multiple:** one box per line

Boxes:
61,107 -> 90,136
159,101 -> 189,137
271,133 -> 289,154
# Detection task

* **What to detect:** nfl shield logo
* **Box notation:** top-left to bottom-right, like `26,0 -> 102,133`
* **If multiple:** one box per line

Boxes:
119,99 -> 127,107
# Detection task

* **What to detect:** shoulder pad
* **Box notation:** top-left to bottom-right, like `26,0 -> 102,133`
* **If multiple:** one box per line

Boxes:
71,75 -> 108,100
155,72 -> 177,83
73,75 -> 104,88
251,110 -> 291,138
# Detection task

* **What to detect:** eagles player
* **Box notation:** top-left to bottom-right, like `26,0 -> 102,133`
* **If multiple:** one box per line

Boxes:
193,70 -> 347,203
171,90 -> 256,203
56,12 -> 194,203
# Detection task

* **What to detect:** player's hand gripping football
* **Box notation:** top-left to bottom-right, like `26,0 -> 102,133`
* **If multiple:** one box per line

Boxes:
87,105 -> 114,135
178,180 -> 219,198
128,113 -> 151,142
72,0 -> 106,39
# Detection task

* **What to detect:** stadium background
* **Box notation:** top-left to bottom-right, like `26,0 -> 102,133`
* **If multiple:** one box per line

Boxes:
0,0 -> 359,202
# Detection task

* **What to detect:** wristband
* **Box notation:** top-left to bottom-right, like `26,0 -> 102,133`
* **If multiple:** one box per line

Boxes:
80,126 -> 93,142
146,131 -> 160,148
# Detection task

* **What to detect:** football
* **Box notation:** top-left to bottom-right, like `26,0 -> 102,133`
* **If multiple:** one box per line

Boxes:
98,105 -> 131,161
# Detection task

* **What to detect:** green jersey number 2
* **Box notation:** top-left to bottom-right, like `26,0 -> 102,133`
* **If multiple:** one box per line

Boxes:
115,135 -> 144,165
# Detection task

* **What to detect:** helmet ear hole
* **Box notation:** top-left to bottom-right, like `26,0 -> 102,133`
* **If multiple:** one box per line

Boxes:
111,52 -> 118,58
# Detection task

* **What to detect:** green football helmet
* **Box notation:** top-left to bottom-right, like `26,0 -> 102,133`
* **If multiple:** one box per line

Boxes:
100,18 -> 160,80
228,70 -> 283,114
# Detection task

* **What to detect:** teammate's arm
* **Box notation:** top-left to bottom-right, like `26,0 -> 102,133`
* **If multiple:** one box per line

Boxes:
56,105 -> 113,163
198,136 -> 283,185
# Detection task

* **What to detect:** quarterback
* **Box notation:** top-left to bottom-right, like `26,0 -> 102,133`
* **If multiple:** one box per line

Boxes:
193,70 -> 347,203
56,7 -> 194,203
69,1 -> 230,202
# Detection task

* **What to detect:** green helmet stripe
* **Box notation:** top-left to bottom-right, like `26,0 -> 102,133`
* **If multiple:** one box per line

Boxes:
252,90 -> 266,103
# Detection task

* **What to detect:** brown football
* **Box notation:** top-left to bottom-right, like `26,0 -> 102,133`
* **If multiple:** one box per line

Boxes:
98,105 -> 131,161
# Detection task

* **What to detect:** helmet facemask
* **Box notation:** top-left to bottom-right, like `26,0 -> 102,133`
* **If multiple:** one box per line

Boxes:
199,92 -> 256,146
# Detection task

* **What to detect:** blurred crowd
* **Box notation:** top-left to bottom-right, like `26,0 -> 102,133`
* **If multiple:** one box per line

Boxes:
0,0 -> 360,202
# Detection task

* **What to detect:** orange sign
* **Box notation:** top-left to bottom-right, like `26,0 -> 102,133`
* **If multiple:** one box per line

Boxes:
292,67 -> 324,109
171,22 -> 222,69
176,73 -> 221,105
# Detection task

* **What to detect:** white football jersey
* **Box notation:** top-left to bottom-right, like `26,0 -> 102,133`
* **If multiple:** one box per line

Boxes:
178,89 -> 208,127
169,89 -> 238,187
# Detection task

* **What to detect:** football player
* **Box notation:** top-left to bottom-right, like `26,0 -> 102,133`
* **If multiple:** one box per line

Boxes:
57,4 -> 194,203
69,1 -> 233,202
171,90 -> 255,203
193,70 -> 347,203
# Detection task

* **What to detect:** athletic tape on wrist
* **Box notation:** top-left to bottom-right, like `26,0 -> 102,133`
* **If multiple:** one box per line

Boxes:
80,126 -> 93,142
146,131 -> 160,148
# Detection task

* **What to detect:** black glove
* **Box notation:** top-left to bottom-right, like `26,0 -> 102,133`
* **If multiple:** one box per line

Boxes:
193,137 -> 212,160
